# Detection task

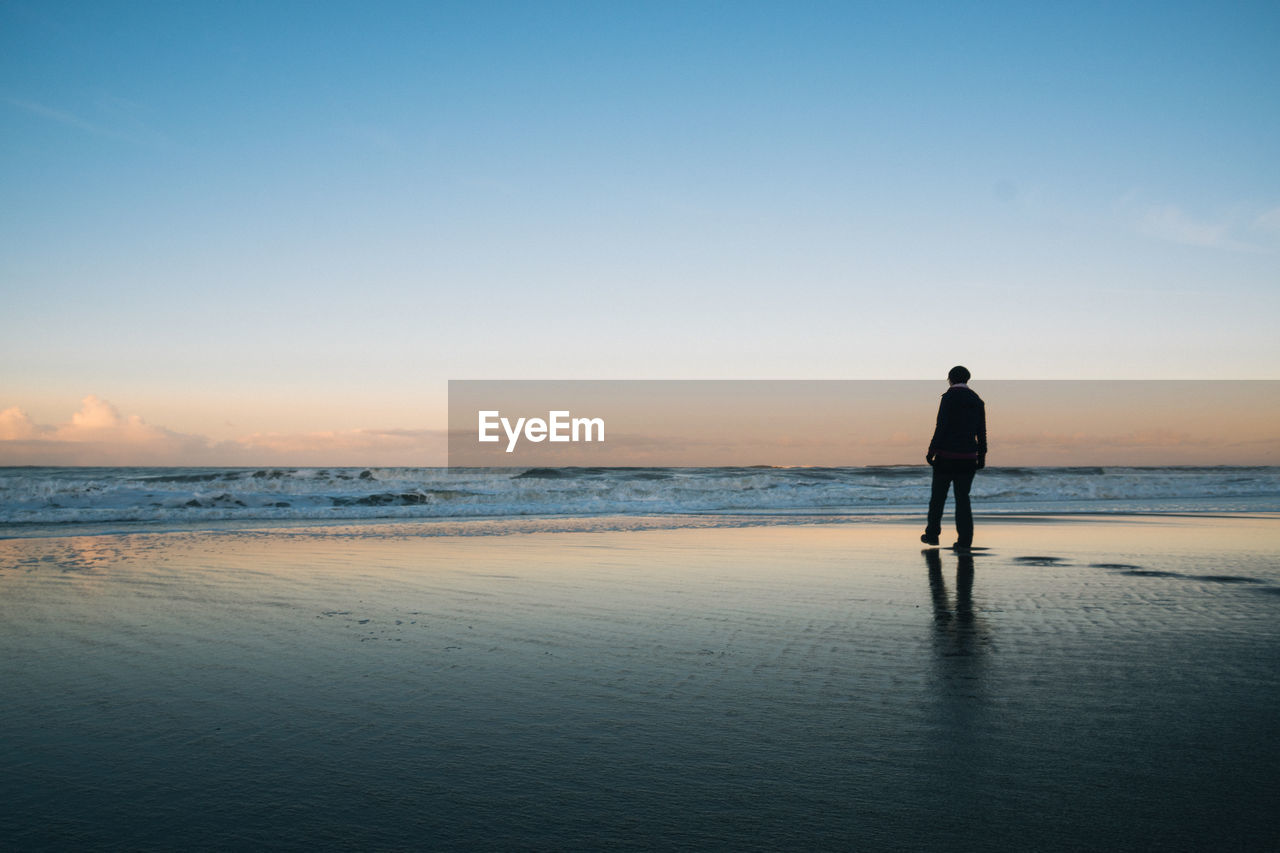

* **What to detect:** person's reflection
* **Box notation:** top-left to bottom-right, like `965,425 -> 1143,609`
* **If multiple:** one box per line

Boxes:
921,550 -> 992,824
923,548 -> 986,676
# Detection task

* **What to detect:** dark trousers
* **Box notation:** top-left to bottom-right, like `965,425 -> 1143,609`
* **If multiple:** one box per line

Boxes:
926,459 -> 978,545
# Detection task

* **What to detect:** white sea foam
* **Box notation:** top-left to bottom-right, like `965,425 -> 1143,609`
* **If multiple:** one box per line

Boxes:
1,465 -> 1277,536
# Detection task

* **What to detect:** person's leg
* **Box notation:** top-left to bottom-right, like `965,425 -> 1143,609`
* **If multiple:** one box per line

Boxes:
951,461 -> 978,545
925,464 -> 952,538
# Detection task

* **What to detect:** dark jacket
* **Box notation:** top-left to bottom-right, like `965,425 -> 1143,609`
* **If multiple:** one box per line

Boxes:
928,386 -> 987,460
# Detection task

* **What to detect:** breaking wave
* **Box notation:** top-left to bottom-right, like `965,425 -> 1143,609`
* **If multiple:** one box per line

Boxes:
1,465 -> 1277,536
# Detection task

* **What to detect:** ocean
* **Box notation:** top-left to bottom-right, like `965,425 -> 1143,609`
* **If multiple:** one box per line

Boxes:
1,465 -> 1278,537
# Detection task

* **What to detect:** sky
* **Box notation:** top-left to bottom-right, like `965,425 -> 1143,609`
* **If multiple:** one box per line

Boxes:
2,1 -> 1278,465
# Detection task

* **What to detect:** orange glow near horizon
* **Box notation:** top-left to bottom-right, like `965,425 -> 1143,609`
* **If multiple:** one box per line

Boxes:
0,381 -> 1276,467
449,381 -> 1280,468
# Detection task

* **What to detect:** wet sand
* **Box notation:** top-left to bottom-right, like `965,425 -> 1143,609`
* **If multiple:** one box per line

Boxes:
1,515 -> 1278,850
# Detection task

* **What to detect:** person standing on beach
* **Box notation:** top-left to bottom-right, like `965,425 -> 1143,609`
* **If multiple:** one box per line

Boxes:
921,366 -> 987,550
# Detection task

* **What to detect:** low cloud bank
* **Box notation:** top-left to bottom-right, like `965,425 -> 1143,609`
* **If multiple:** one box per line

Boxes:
0,397 -> 447,466
1,393 -> 1273,467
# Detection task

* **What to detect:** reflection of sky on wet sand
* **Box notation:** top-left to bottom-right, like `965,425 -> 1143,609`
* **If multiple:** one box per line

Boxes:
0,516 -> 1277,849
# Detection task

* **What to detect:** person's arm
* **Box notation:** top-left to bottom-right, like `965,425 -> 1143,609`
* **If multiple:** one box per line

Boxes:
976,400 -> 987,468
926,397 -> 947,465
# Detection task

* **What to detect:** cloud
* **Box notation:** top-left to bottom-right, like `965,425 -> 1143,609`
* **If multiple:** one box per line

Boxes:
0,396 -> 217,464
994,427 -> 1277,465
3,97 -> 110,136
54,395 -> 195,450
1000,428 -> 1199,449
0,407 -> 48,441
65,395 -> 158,436
1136,204 -> 1250,251
234,427 -> 447,463
1128,198 -> 1279,253
3,396 -> 183,445
1254,206 -> 1280,236
0,396 -> 447,466
4,96 -> 170,148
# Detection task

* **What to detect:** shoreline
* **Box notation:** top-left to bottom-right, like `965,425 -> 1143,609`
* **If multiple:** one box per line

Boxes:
1,507 -> 1277,542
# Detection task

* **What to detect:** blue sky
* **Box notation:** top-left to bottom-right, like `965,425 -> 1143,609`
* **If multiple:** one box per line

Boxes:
2,1 -> 1278,462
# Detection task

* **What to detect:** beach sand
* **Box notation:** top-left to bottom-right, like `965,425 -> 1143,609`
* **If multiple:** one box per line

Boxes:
2,515 -> 1277,850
